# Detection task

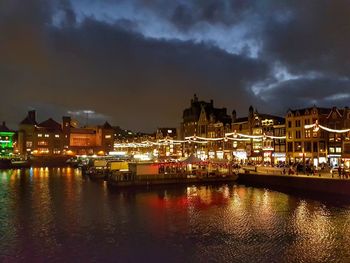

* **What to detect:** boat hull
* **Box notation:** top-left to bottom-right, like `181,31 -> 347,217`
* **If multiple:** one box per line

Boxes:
108,174 -> 238,188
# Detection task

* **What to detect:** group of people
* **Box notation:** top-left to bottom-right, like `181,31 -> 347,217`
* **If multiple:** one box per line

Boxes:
337,166 -> 349,178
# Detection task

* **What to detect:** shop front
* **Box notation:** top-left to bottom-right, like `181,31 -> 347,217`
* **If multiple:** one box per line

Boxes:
272,152 -> 286,164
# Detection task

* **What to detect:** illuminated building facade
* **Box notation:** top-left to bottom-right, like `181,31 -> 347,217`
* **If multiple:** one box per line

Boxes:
18,111 -> 114,156
285,106 -> 329,166
62,117 -> 114,156
0,122 -> 15,157
324,107 -> 350,167
181,94 -> 231,159
273,124 -> 286,164
231,106 -> 284,163
155,128 -> 180,158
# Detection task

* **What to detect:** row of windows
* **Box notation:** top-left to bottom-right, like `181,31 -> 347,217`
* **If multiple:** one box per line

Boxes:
329,147 -> 342,153
288,130 -> 319,139
287,142 -> 326,152
287,118 -> 317,128
38,134 -> 60,138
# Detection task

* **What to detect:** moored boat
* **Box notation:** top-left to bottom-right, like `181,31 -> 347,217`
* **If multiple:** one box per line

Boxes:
84,159 -> 110,179
107,159 -> 238,188
11,158 -> 31,169
0,158 -> 31,169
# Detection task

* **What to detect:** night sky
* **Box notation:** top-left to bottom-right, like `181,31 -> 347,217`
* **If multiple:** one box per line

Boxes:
1,0 -> 350,132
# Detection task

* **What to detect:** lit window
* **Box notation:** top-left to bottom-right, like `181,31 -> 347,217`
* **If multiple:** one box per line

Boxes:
44,134 -> 49,138
55,134 -> 60,138
38,134 -> 43,137
105,135 -> 112,139
336,147 -> 342,153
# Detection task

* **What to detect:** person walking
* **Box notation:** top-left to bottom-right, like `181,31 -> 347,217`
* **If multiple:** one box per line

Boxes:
338,166 -> 342,178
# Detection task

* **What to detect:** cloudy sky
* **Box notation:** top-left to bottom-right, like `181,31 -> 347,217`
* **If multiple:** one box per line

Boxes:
0,0 -> 349,132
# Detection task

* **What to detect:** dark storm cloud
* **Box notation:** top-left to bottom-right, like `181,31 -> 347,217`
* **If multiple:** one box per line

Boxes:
1,0 -> 350,131
261,0 -> 350,77
0,0 -> 267,131
260,77 -> 350,114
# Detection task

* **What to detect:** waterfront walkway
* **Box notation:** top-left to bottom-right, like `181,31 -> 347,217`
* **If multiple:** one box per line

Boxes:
241,166 -> 350,180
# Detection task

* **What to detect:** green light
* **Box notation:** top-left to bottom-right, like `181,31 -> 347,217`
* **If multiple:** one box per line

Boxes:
0,131 -> 15,157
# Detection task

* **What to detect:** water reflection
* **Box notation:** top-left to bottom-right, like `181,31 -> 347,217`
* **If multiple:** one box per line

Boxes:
0,168 -> 350,262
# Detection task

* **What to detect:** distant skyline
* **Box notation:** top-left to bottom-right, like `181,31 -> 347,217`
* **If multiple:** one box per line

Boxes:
1,0 -> 350,132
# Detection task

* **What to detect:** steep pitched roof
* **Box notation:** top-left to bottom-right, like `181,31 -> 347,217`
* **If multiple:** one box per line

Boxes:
20,116 -> 37,125
102,121 -> 113,129
183,99 -> 231,124
0,122 -> 12,132
38,118 -> 62,131
288,107 -> 331,116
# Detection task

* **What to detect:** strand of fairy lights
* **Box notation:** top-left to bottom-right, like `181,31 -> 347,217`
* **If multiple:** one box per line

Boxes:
114,131 -> 286,148
305,122 -> 350,133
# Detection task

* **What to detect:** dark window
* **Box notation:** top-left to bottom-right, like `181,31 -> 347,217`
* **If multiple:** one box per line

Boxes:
319,141 -> 325,151
305,142 -> 312,152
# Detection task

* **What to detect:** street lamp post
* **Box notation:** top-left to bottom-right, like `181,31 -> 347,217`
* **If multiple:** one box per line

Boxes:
303,151 -> 306,174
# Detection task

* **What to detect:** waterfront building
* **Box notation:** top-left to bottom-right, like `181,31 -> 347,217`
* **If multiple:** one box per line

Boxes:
273,123 -> 286,164
18,111 -> 114,156
62,116 -> 114,156
181,94 -> 231,159
155,128 -> 181,158
325,107 -> 350,167
0,122 -> 15,157
112,128 -> 156,159
285,106 -> 329,166
18,110 -> 63,156
231,106 -> 284,163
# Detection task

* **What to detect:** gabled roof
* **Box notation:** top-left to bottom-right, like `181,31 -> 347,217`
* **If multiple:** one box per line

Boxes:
20,116 -> 37,125
326,107 -> 343,119
38,118 -> 62,131
183,99 -> 231,124
0,122 -> 13,133
287,107 -> 331,116
102,121 -> 113,129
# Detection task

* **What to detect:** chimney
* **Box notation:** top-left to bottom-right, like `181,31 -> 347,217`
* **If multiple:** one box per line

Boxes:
2,121 -> 5,127
28,110 -> 36,122
62,116 -> 71,129
210,99 -> 213,107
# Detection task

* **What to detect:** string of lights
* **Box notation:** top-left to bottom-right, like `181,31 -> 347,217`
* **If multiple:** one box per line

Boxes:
114,131 -> 286,148
225,132 -> 286,140
305,122 -> 350,133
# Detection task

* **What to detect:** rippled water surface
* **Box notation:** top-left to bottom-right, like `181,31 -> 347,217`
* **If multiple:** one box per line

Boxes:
1,168 -> 350,262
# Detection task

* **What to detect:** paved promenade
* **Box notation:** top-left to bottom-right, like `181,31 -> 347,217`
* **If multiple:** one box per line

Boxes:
241,166 -> 350,180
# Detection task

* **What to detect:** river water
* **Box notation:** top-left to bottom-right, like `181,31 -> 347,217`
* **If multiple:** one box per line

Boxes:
0,167 -> 350,262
